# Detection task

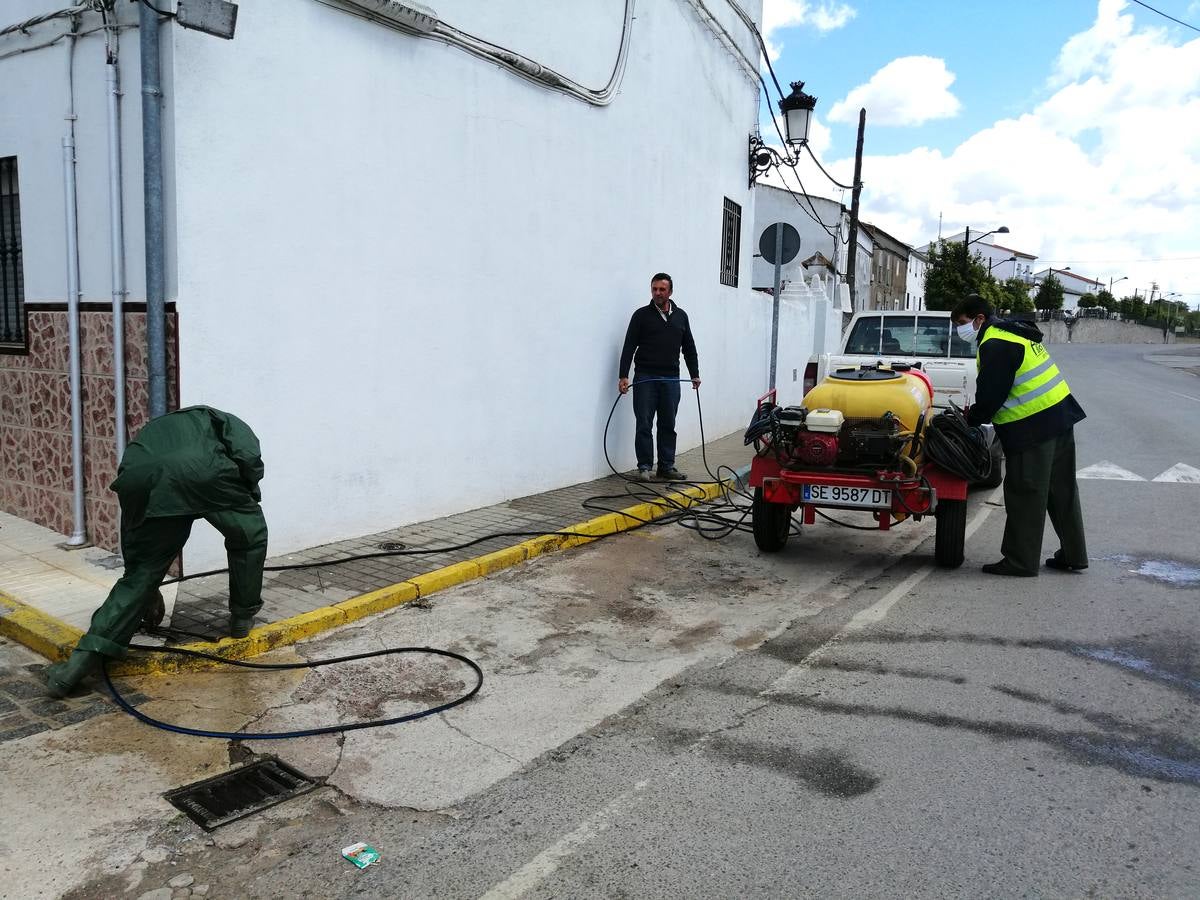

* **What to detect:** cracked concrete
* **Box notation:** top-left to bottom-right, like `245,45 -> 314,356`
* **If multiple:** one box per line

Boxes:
7,512 -> 927,898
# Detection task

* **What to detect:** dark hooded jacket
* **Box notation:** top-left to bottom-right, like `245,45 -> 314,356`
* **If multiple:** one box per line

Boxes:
967,318 -> 1085,453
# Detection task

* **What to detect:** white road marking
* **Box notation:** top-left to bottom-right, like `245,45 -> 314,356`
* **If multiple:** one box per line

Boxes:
1152,463 -> 1200,484
477,781 -> 652,900
478,492 -> 1003,899
1167,390 -> 1200,404
1076,461 -> 1146,481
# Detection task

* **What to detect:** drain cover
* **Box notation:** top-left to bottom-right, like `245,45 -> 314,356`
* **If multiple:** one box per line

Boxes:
165,757 -> 319,831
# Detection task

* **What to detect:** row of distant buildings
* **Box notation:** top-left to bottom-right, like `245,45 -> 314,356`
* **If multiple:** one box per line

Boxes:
749,184 -> 1107,313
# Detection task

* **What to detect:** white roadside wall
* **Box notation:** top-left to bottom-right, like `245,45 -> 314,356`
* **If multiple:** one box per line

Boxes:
167,0 -> 776,567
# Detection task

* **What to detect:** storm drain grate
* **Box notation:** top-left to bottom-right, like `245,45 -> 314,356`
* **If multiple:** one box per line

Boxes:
165,757 -> 319,831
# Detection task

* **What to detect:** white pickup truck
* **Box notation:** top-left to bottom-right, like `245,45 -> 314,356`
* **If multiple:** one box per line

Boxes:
804,309 -> 977,409
804,309 -> 1002,486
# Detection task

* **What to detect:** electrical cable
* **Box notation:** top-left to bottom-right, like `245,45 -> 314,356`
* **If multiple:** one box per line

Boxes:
804,142 -> 854,190
104,644 -> 483,739
309,0 -> 634,107
133,0 -> 174,18
1128,0 -> 1200,33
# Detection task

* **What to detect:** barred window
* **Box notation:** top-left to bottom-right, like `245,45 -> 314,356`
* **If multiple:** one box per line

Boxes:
1,157 -> 25,351
719,197 -> 741,287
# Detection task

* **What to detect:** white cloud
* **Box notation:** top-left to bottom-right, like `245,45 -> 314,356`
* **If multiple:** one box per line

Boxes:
821,0 -> 1200,304
762,0 -> 856,58
827,56 -> 962,126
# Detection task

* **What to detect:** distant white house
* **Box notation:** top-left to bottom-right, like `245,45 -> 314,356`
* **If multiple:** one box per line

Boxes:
905,249 -> 927,311
751,183 -> 870,312
1031,268 -> 1105,312
1,0 -> 781,568
919,231 -> 1038,283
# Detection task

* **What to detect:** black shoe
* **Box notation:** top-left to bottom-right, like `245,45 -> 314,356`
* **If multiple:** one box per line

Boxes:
632,469 -> 654,483
1045,552 -> 1088,572
229,616 -> 255,639
142,590 -> 166,629
656,467 -> 686,481
981,560 -> 1037,577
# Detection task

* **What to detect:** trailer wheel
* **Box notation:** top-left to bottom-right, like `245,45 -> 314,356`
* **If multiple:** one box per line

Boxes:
934,498 -> 966,568
752,487 -> 791,553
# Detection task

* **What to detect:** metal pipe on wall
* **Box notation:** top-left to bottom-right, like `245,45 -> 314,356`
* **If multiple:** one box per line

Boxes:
62,18 -> 86,546
106,58 -> 128,459
139,0 -> 167,418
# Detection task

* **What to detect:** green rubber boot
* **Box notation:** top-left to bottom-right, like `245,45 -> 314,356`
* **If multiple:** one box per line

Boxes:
229,616 -> 255,639
45,649 -> 103,698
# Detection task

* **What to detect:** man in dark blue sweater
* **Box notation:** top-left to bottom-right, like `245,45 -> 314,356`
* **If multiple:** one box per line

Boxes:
618,273 -> 701,481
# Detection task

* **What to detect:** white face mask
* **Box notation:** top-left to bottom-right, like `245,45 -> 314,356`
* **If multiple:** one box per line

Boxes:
956,321 -> 979,343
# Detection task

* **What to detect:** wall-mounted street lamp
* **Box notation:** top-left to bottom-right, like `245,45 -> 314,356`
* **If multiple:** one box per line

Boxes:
749,81 -> 818,187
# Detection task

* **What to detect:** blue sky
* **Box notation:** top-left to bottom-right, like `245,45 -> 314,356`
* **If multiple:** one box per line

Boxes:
757,0 -> 1200,306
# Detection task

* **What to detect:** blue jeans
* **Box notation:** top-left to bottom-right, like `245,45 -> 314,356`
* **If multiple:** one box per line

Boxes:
632,376 -> 680,472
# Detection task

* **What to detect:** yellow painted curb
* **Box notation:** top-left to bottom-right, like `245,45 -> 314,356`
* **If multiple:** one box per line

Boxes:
0,590 -> 83,663
1,473 -> 738,675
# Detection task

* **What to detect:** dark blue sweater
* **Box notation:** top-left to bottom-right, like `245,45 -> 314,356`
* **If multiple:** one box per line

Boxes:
619,301 -> 700,379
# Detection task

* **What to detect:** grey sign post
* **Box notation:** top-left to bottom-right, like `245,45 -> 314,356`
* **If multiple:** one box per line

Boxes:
759,223 -> 801,389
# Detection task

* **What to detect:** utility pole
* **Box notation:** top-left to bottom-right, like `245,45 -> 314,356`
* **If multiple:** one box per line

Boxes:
844,108 -> 866,311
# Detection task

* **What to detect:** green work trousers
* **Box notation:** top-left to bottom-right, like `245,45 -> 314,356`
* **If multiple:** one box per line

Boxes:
999,429 -> 1087,576
77,505 -> 268,658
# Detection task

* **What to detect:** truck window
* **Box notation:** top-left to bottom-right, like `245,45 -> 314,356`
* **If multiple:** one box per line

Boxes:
950,327 -> 976,358
880,316 -> 916,354
915,316 -> 951,357
845,316 -> 882,354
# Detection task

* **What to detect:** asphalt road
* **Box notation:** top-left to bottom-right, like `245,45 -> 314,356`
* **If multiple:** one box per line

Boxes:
55,342 -> 1200,900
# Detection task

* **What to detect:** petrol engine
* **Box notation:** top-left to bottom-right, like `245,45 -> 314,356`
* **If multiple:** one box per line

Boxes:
745,367 -> 933,472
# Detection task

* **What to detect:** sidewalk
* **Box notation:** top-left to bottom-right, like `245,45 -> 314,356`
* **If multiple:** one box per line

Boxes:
0,431 -> 752,673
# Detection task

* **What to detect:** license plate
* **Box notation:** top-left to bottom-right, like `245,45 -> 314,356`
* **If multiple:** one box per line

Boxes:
802,484 -> 892,509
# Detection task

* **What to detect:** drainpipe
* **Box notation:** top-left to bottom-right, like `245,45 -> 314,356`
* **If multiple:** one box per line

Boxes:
107,54 -> 128,460
62,18 -> 87,546
140,0 -> 168,418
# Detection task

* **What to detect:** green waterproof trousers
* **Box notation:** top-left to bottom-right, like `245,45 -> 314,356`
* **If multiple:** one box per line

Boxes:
77,505 -> 268,658
999,428 -> 1088,576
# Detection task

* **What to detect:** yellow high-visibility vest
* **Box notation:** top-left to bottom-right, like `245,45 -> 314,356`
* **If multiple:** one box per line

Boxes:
977,328 -> 1072,424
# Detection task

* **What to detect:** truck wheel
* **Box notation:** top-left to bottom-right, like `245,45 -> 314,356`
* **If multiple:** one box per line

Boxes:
934,498 -> 966,568
752,487 -> 791,553
978,442 -> 1003,489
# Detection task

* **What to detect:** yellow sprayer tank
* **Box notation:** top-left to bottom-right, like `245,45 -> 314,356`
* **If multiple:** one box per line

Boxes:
801,368 -> 932,433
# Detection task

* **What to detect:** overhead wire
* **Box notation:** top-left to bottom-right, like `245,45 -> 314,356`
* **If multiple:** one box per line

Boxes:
310,0 -> 634,106
1128,0 -> 1200,33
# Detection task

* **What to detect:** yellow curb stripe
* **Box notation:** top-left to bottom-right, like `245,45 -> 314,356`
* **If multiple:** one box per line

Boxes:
0,591 -> 83,662
1,475 -> 736,675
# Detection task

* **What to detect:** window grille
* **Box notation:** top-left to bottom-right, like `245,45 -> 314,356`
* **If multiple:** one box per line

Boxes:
1,157 -> 25,351
719,197 -> 741,287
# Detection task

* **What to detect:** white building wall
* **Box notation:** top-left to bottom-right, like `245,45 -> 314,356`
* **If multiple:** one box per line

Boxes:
905,254 -> 926,311
0,1 -> 155,304
751,185 -> 847,290
163,0 -> 766,567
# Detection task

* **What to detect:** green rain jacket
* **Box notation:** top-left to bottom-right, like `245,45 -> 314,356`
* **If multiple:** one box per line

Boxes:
111,406 -> 264,527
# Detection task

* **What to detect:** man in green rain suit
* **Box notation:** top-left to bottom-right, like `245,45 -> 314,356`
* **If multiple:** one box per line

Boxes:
45,406 -> 268,697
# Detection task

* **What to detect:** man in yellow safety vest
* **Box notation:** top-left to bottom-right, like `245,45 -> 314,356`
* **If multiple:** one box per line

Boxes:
952,296 -> 1088,577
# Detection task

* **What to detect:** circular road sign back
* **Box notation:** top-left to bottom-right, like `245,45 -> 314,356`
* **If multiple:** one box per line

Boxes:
759,222 -> 801,265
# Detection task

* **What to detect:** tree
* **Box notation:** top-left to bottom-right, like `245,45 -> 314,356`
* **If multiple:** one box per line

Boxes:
1095,289 -> 1116,312
1119,295 -> 1146,320
1034,273 -> 1065,311
999,277 -> 1034,313
923,240 -> 993,311
1077,292 -> 1098,308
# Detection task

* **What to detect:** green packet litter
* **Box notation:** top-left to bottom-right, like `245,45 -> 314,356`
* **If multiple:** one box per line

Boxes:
342,842 -> 381,869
